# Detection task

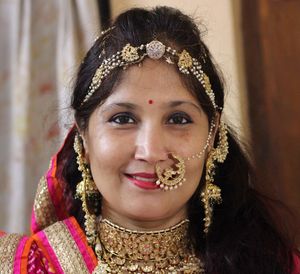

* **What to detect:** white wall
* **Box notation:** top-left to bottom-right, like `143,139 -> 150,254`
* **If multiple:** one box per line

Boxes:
110,0 -> 248,139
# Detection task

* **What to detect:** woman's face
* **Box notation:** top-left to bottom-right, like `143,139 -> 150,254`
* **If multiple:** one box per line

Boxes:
83,59 -> 212,229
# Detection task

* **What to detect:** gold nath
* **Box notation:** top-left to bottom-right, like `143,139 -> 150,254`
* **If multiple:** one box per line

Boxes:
81,40 -> 218,110
93,218 -> 204,273
155,121 -> 216,191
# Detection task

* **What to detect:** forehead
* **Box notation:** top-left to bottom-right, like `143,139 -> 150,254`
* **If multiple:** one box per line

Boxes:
103,59 -> 198,104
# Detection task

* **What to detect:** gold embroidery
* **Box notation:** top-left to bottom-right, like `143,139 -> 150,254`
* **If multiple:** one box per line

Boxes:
43,221 -> 90,273
33,176 -> 57,229
0,234 -> 23,273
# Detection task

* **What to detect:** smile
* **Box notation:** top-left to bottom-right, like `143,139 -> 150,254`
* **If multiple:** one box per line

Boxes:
125,173 -> 160,190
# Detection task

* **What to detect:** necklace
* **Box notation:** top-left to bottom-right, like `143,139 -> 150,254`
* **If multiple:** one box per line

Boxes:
92,218 -> 204,273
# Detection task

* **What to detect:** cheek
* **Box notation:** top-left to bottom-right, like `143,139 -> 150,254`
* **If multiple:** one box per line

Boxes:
87,132 -> 132,182
89,131 -> 129,160
187,158 -> 205,188
177,129 -> 189,139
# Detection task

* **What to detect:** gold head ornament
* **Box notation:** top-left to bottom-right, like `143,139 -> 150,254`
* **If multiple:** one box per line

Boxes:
80,39 -> 218,110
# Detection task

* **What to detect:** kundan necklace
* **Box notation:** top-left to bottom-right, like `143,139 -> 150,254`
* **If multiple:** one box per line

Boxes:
92,218 -> 204,273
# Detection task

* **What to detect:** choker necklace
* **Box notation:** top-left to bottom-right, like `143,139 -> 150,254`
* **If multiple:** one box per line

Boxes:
92,218 -> 204,273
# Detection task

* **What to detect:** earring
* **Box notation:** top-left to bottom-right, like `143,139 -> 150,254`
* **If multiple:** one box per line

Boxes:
155,153 -> 186,190
74,133 -> 100,247
201,121 -> 229,233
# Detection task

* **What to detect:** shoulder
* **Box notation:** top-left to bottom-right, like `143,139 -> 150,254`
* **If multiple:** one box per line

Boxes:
0,232 -> 28,272
32,217 -> 97,273
0,232 -> 39,273
0,218 -> 97,273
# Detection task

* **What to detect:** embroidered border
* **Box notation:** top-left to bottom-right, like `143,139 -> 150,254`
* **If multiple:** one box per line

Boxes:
64,218 -> 98,271
0,234 -> 23,274
33,176 -> 57,230
43,221 -> 90,273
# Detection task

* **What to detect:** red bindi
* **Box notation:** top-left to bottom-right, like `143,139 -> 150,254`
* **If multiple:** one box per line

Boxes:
148,99 -> 154,104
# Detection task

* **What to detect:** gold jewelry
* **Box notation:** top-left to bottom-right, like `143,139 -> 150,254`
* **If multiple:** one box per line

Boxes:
155,153 -> 186,191
81,40 -> 218,110
155,122 -> 215,191
93,218 -> 204,273
74,134 -> 99,246
201,122 -> 229,233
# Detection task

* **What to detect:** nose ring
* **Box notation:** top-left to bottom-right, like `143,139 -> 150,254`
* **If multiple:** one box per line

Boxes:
155,153 -> 186,191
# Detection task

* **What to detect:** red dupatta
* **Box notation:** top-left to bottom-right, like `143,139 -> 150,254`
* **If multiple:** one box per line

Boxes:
30,125 -> 97,272
0,126 -> 97,273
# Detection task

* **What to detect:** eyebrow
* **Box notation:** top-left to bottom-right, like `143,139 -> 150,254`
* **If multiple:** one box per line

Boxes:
101,101 -> 202,114
102,102 -> 137,112
168,101 -> 202,114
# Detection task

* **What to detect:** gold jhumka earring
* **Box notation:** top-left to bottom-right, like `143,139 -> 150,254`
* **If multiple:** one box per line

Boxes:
74,134 -> 101,247
201,122 -> 228,233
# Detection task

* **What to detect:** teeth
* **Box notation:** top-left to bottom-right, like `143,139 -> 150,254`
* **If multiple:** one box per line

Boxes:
132,176 -> 156,182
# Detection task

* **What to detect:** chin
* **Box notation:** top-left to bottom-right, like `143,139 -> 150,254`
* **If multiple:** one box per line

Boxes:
127,211 -> 166,222
123,203 -> 180,224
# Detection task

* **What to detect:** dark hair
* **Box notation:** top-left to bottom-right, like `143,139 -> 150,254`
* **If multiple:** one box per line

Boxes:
64,6 -> 296,273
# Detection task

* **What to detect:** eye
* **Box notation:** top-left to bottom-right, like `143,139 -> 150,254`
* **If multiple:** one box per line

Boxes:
168,112 -> 192,125
109,113 -> 136,125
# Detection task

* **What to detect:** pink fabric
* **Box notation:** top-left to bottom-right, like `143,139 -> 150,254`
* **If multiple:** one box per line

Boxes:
292,253 -> 300,274
13,236 -> 28,273
27,242 -> 55,273
33,230 -> 64,273
30,209 -> 38,234
46,158 -> 60,216
31,126 -> 76,234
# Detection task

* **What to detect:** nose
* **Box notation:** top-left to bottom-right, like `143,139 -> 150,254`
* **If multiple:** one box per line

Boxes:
134,123 -> 169,164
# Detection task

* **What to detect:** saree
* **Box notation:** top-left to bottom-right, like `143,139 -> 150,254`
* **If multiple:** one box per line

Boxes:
0,127 -> 98,273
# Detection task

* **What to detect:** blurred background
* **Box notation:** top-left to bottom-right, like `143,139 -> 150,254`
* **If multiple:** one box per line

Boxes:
0,0 -> 299,244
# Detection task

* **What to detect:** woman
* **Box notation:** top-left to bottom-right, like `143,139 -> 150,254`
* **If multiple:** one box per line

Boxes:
0,6 -> 299,273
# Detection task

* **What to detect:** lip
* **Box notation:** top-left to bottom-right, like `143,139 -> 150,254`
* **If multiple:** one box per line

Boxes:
125,173 -> 160,190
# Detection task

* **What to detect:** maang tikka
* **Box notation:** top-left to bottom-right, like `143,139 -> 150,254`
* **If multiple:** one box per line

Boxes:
74,134 -> 101,247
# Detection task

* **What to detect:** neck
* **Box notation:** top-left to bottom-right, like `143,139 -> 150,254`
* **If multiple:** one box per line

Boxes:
101,206 -> 188,231
100,217 -> 190,234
